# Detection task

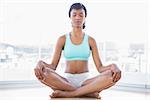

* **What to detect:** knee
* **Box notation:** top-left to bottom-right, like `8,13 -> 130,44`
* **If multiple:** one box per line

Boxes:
37,60 -> 44,68
110,63 -> 122,81
106,70 -> 113,76
105,73 -> 114,84
110,63 -> 117,69
34,68 -> 44,80
42,67 -> 53,76
37,60 -> 42,64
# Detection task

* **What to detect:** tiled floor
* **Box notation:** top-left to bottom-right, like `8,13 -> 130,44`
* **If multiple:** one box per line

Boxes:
0,86 -> 149,100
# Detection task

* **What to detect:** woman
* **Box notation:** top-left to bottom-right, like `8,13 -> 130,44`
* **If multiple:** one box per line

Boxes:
34,3 -> 121,98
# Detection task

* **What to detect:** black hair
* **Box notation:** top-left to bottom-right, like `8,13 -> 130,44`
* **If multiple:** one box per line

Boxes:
69,3 -> 87,29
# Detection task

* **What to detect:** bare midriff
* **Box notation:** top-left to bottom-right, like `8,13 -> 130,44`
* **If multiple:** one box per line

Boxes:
65,60 -> 89,74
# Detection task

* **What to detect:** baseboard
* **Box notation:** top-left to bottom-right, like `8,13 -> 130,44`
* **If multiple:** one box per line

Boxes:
0,80 -> 43,89
0,80 -> 150,93
112,82 -> 150,93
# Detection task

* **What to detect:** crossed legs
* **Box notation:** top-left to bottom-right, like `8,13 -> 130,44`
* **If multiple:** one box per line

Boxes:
35,67 -> 76,91
50,70 -> 115,98
34,64 -> 116,98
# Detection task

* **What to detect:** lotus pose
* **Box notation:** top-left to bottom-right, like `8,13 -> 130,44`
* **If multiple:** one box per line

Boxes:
34,3 -> 121,98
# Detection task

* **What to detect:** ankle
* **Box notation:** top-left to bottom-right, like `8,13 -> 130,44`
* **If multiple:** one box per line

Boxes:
72,90 -> 80,97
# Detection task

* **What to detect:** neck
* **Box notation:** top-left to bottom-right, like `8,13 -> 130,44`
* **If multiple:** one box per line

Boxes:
71,28 -> 83,37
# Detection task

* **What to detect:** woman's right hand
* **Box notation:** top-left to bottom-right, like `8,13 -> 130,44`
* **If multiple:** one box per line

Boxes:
34,60 -> 45,80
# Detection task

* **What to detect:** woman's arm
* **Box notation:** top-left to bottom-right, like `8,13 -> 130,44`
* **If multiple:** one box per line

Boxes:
89,36 -> 106,73
35,35 -> 65,71
47,35 -> 66,70
89,36 -> 121,82
89,36 -> 116,73
34,35 -> 66,80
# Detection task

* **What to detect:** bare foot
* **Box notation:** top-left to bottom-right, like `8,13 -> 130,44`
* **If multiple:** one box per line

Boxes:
84,92 -> 101,99
50,90 -> 101,99
50,90 -> 71,98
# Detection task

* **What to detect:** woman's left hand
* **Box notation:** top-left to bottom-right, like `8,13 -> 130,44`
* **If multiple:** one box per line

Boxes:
110,64 -> 121,83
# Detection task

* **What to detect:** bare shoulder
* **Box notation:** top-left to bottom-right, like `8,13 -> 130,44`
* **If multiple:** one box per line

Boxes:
88,35 -> 96,46
58,34 -> 66,42
56,34 -> 66,47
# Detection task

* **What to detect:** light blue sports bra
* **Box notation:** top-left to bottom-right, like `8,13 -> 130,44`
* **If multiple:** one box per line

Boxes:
64,33 -> 91,61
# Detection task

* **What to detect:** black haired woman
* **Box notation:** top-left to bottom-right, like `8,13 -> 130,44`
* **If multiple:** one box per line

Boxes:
34,3 -> 121,98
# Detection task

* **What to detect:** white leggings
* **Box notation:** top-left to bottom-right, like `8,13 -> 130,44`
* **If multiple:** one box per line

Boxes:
63,72 -> 92,88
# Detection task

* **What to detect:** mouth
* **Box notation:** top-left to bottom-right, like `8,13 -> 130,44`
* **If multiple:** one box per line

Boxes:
74,21 -> 82,24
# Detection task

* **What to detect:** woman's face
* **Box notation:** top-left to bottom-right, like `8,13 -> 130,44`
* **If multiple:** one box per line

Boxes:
70,9 -> 85,28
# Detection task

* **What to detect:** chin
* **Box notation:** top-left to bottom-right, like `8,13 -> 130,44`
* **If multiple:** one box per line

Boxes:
74,25 -> 82,28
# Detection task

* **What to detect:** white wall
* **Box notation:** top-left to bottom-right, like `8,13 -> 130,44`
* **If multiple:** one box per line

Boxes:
0,0 -> 149,86
0,0 -> 146,46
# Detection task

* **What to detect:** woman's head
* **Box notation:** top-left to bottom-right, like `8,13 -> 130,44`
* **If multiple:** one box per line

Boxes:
69,3 -> 87,29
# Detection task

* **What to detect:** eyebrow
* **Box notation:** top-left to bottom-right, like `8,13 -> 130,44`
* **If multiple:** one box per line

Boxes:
72,12 -> 84,14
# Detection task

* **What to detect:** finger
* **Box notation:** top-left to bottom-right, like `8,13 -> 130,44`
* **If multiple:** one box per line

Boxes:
117,72 -> 121,81
34,68 -> 38,77
36,62 -> 44,76
112,71 -> 117,78
34,68 -> 40,79
36,61 -> 46,80
113,72 -> 118,82
114,72 -> 120,82
34,68 -> 42,80
38,70 -> 44,80
35,68 -> 43,80
113,74 -> 118,82
39,62 -> 45,72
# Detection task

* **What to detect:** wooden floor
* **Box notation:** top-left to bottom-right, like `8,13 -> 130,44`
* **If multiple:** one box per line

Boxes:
0,86 -> 149,100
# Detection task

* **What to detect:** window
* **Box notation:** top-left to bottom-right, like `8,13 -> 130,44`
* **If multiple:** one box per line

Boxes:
0,0 -> 149,89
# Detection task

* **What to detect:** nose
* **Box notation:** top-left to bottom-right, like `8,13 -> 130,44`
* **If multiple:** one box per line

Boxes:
75,15 -> 81,20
